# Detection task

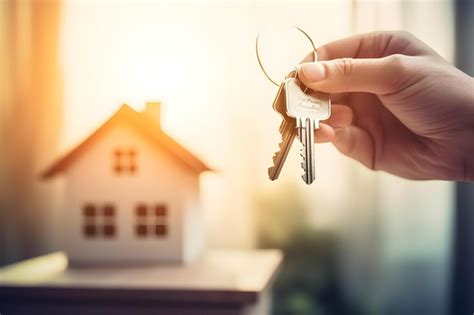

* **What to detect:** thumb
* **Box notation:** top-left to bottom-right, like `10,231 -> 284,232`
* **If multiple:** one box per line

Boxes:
297,55 -> 407,95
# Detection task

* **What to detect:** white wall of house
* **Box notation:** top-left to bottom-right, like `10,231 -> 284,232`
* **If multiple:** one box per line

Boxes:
183,182 -> 203,263
63,122 -> 202,264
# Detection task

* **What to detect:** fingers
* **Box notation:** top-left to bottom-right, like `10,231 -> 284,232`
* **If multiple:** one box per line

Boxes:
315,112 -> 375,171
324,104 -> 353,128
300,33 -> 368,63
317,33 -> 370,60
315,123 -> 335,143
315,124 -> 375,171
302,31 -> 390,62
315,31 -> 428,60
329,92 -> 349,104
333,126 -> 375,170
297,55 -> 409,95
314,104 -> 353,143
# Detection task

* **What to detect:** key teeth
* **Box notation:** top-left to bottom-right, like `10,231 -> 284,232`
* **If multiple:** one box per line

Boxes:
268,166 -> 278,181
272,140 -> 285,162
272,151 -> 280,163
301,174 -> 312,185
268,167 -> 274,177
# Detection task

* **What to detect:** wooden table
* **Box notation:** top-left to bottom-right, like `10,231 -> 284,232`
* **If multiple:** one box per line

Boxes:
0,250 -> 282,315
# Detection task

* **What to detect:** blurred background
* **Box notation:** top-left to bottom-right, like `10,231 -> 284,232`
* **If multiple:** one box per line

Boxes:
0,0 -> 473,314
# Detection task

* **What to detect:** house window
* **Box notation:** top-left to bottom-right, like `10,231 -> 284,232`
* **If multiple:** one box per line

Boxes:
82,203 -> 117,238
114,148 -> 137,175
135,203 -> 168,238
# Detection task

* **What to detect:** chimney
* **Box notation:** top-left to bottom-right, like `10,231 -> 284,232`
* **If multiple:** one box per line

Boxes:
143,101 -> 161,127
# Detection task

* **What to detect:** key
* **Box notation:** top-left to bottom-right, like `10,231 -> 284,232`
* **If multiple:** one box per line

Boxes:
284,77 -> 331,184
268,78 -> 297,181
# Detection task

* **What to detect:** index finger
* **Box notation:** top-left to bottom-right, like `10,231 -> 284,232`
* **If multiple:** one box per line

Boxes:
300,33 -> 367,63
317,33 -> 367,60
302,31 -> 434,62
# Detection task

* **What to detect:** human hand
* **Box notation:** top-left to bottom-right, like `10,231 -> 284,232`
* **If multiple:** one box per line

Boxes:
297,31 -> 474,181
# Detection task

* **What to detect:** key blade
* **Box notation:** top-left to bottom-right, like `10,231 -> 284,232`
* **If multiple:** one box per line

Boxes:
271,81 -> 295,133
268,78 -> 297,181
279,116 -> 288,134
283,76 -> 328,185
273,78 -> 297,128
297,119 -> 316,185
268,119 -> 296,180
272,81 -> 287,118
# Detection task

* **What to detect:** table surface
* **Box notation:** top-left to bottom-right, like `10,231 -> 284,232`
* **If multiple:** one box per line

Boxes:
0,249 -> 283,304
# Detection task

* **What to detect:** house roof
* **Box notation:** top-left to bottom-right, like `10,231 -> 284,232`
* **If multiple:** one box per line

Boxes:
41,104 -> 212,179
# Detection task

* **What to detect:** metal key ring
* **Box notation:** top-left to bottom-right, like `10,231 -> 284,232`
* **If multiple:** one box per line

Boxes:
255,26 -> 318,87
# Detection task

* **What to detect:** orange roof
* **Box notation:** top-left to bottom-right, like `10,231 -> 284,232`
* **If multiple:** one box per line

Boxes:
41,105 -> 211,179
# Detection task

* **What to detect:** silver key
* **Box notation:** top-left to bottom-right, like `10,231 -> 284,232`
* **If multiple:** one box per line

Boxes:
268,79 -> 297,181
284,77 -> 331,184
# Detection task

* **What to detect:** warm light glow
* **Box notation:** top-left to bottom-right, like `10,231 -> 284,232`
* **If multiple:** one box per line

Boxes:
61,3 -> 218,149
60,0 -> 454,251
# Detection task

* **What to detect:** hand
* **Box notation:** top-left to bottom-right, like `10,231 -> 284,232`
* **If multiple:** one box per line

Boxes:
297,31 -> 474,181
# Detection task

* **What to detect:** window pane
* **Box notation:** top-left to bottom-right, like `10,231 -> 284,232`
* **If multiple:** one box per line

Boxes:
136,224 -> 147,236
114,148 -> 137,175
129,149 -> 137,174
114,149 -> 122,174
83,204 -> 96,217
83,225 -> 96,237
104,204 -> 115,216
103,224 -> 116,237
155,224 -> 166,236
155,205 -> 166,216
136,204 -> 147,216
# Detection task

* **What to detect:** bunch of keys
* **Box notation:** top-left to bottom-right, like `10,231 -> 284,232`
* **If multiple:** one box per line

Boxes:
257,28 -> 331,184
268,72 -> 331,184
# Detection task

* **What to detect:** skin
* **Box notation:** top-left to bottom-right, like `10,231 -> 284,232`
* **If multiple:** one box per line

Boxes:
296,31 -> 474,181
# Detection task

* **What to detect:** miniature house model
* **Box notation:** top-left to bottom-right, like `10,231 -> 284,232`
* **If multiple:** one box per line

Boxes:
42,102 -> 211,264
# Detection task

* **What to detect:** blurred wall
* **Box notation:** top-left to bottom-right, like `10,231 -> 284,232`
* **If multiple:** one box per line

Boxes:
0,0 -> 62,265
56,4 -> 455,314
452,1 -> 474,314
339,1 -> 454,314
58,0 -> 354,250
0,2 -> 459,315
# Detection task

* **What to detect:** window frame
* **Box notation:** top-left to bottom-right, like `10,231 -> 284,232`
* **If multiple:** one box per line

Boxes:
82,203 -> 117,239
134,203 -> 168,238
113,148 -> 137,175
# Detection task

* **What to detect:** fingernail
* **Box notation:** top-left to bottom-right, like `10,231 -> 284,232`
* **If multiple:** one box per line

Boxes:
298,62 -> 325,82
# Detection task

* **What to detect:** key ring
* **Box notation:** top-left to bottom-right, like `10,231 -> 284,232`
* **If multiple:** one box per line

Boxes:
255,26 -> 318,87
